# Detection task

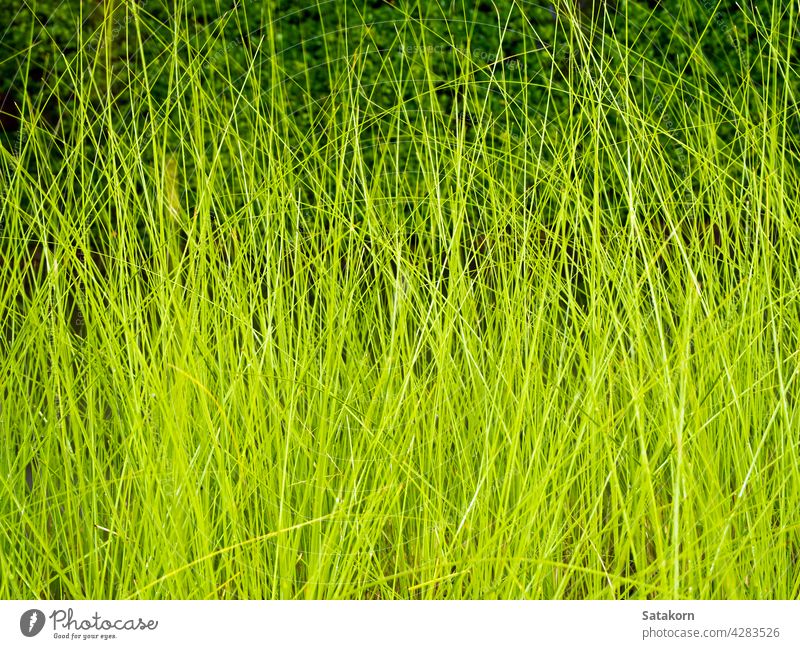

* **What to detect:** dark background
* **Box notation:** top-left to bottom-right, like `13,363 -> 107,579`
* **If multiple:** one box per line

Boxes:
1,0 -> 796,243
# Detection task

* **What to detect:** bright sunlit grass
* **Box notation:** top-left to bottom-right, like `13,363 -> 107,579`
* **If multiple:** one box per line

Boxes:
0,0 -> 798,598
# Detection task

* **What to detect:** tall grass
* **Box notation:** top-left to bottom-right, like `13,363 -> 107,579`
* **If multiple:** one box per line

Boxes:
0,0 -> 798,598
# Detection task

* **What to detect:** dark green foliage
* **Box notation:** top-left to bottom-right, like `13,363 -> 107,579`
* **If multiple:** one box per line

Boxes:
1,1 -> 793,128
1,0 -> 797,228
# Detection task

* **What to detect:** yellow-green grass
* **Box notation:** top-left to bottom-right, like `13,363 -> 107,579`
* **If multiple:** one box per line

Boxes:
0,0 -> 798,598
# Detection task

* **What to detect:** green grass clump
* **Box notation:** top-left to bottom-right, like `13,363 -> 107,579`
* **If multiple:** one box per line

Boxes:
1,0 -> 798,598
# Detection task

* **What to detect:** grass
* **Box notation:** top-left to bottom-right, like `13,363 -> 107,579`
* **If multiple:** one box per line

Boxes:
0,0 -> 799,599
